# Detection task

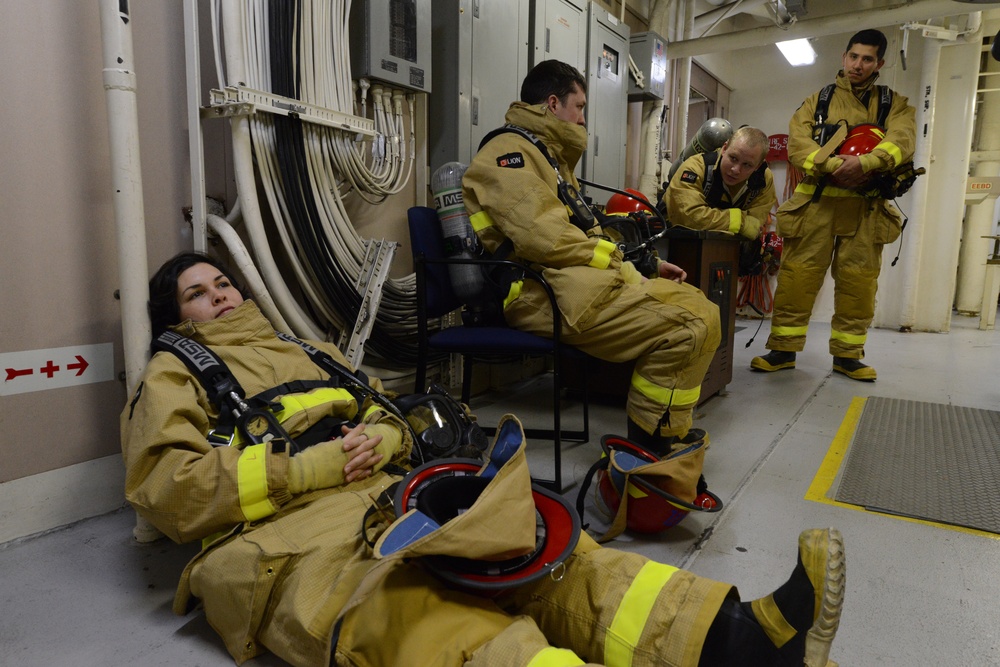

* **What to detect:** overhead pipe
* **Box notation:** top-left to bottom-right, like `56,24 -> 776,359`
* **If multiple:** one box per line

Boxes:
666,0 -> 1000,59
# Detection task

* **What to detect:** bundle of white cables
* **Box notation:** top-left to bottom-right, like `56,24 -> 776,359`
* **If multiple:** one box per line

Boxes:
211,0 -> 422,367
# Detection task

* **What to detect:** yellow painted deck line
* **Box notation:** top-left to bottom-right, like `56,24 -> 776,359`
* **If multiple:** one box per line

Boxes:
805,396 -> 1000,541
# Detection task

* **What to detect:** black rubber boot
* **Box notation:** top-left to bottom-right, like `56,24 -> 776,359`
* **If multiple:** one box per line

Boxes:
750,350 -> 797,372
697,528 -> 846,667
626,418 -> 706,458
832,356 -> 876,381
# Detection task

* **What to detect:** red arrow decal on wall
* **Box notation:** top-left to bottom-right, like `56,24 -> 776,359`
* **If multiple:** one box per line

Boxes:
67,355 -> 89,376
5,367 -> 34,381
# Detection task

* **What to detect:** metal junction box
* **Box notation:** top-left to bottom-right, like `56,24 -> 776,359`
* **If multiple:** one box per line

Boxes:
349,0 -> 432,92
628,31 -> 667,101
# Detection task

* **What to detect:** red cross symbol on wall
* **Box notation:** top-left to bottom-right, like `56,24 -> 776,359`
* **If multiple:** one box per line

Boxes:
40,360 -> 60,378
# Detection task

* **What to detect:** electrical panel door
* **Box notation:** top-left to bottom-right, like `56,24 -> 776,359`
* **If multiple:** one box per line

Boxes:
429,0 -> 531,172
582,6 -> 629,205
529,0 -> 587,70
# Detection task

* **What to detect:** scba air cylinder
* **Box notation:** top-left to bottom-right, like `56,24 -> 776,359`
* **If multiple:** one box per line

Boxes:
431,162 -> 483,302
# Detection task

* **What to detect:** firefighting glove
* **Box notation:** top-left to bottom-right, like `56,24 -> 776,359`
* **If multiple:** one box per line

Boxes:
287,438 -> 350,494
740,215 -> 762,240
287,424 -> 402,494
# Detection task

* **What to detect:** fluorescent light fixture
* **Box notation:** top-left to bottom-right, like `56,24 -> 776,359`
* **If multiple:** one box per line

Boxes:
776,39 -> 816,66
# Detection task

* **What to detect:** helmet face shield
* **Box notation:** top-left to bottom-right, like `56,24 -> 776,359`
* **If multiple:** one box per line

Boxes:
394,385 -> 488,462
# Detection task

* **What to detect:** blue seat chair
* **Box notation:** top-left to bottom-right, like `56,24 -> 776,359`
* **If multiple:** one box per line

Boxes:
407,206 -> 590,492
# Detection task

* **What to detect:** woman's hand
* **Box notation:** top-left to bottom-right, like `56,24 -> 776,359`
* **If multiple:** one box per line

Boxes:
341,423 -> 384,482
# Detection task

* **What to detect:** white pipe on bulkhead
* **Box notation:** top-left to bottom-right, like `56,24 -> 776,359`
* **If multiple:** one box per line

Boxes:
99,0 -> 160,544
895,37 -> 941,330
99,0 -> 151,395
955,50 -> 1000,313
903,32 -> 982,330
230,117 -> 324,339
673,1 -> 694,163
184,0 -> 207,252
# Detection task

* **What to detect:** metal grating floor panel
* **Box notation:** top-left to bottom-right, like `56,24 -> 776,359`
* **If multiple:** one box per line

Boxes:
836,397 -> 1000,533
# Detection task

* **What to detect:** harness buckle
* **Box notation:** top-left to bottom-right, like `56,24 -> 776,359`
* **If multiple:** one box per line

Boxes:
207,429 -> 236,447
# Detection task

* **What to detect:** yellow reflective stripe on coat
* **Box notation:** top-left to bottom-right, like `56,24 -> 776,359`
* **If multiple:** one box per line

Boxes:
237,444 -> 275,521
230,387 -> 358,448
604,561 -> 679,666
802,148 -> 821,174
728,209 -> 742,234
794,182 -> 863,198
831,329 -> 867,345
275,388 -> 357,416
771,325 -> 808,337
526,647 -> 586,666
589,239 -> 617,270
875,140 -> 903,167
631,370 -> 700,408
469,210 -> 494,233
362,404 -> 384,420
504,279 -> 524,309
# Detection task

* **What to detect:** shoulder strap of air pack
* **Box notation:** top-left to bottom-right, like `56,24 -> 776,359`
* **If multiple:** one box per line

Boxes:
815,82 -> 893,127
701,151 -> 723,205
479,124 -> 559,171
153,331 -> 247,445
814,83 -> 837,126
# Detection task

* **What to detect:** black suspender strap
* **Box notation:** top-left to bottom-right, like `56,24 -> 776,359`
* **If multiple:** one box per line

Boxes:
154,331 -> 292,451
274,332 -> 414,432
154,331 -> 245,445
876,85 -> 893,127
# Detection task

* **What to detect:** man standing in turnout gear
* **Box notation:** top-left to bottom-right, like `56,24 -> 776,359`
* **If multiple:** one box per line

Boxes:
751,29 -> 915,381
462,60 -> 721,496
664,126 -> 777,240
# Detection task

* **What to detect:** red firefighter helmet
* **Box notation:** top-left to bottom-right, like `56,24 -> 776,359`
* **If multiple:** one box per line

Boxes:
837,123 -> 885,158
830,124 -> 885,187
390,458 -> 580,593
596,435 -> 722,534
605,188 -> 654,215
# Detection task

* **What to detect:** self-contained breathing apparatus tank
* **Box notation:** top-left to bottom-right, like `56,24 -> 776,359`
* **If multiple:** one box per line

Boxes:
431,162 -> 484,302
665,117 -> 734,183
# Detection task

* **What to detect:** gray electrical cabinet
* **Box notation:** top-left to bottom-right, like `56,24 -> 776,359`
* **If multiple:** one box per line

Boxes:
428,0 -> 531,172
582,5 -> 629,204
349,0 -> 432,93
529,0 -> 588,70
628,31 -> 667,101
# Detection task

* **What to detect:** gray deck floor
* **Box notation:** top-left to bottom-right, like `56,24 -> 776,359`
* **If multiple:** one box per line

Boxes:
2,313 -> 998,666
